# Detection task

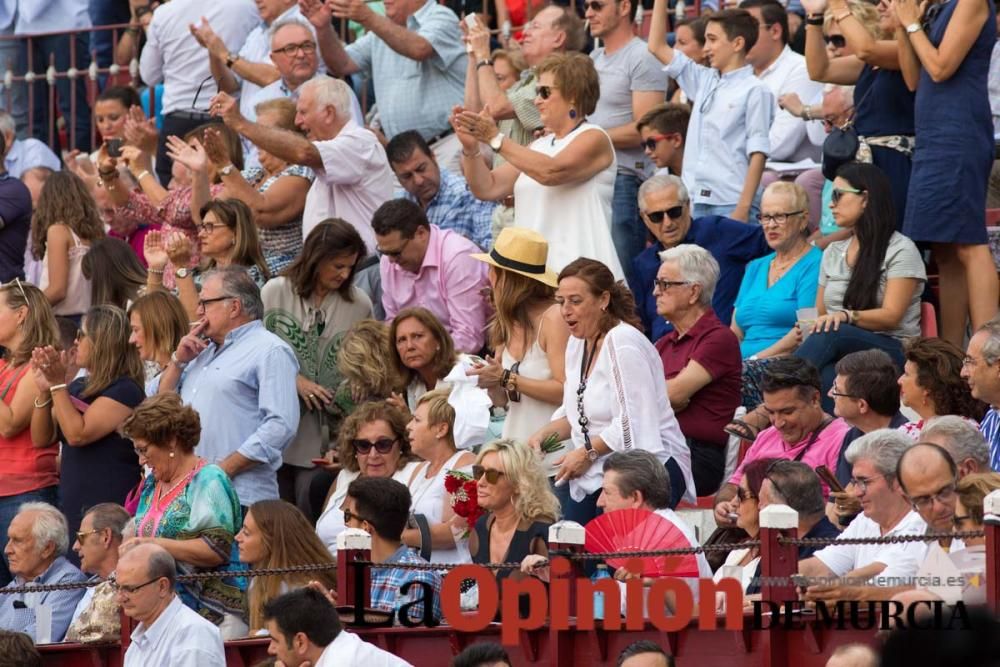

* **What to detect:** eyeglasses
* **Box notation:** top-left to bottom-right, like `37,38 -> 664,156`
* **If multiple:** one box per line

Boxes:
909,482 -> 957,512
377,236 -> 411,259
197,222 -> 225,234
584,0 -> 607,9
197,295 -> 234,309
342,508 -> 371,525
847,474 -> 886,494
952,514 -> 971,527
75,528 -> 100,543
505,361 -> 520,403
825,34 -> 846,49
351,437 -> 398,455
736,486 -> 756,503
641,134 -> 675,152
110,576 -> 162,595
757,210 -> 804,226
962,355 -> 982,368
831,186 -> 865,205
645,205 -> 684,223
271,40 -> 316,57
472,465 -> 505,484
653,279 -> 691,292
828,386 -> 859,399
535,85 -> 559,100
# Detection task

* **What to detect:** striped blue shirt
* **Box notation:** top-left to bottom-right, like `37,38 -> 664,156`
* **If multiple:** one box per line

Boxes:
980,408 -> 1000,472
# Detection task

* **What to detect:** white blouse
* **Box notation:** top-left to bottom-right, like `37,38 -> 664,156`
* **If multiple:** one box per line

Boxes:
563,323 -> 696,504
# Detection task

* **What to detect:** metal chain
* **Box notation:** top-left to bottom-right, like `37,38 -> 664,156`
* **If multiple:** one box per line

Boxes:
779,529 -> 984,547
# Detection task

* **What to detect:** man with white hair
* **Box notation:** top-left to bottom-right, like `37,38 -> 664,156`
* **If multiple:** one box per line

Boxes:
653,244 -> 741,496
211,77 -> 393,250
630,174 -> 768,341
920,415 -> 993,476
0,111 -> 60,180
0,503 -> 86,642
960,318 -> 1000,472
798,429 -> 927,601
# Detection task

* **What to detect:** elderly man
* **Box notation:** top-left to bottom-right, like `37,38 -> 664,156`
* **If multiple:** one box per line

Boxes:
119,544 -> 224,665
798,430 -> 927,601
961,318 -> 1000,472
0,111 -> 60,180
758,461 -> 841,556
921,416 -> 993,475
596,450 -> 712,605
653,244 -> 741,496
584,0 -> 668,280
386,131 -> 495,250
302,0 -> 465,142
714,358 -> 850,527
155,267 -> 299,509
140,0 -> 259,183
65,504 -> 130,643
212,76 -> 392,251
0,503 -> 86,642
264,587 -> 412,666
374,200 -> 489,353
631,175 -> 769,341
897,443 -> 963,551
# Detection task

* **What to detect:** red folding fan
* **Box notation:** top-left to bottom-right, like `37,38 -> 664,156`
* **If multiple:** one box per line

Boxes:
585,509 -> 701,578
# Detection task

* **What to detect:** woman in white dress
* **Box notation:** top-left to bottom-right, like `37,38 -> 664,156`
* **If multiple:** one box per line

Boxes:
401,389 -> 476,565
315,402 -> 419,552
468,228 -> 568,473
453,52 -> 624,280
528,259 -> 696,525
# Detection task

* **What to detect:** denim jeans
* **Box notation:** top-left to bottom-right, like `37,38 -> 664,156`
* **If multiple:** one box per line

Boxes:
692,199 -> 761,223
0,27 -> 27,137
610,171 -> 646,285
794,324 -> 905,413
20,34 -> 92,151
0,486 -> 58,586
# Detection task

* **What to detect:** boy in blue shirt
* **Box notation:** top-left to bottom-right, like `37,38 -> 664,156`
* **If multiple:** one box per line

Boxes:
648,5 -> 774,223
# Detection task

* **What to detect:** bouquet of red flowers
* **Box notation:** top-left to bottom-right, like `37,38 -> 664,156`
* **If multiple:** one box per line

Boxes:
445,470 -> 484,536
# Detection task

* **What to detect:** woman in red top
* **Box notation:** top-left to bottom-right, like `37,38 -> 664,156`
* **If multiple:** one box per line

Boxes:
0,279 -> 61,586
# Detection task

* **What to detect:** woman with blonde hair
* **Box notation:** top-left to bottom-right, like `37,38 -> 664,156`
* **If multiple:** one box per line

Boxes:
31,304 -> 146,548
469,439 -> 559,585
32,171 -> 106,320
127,290 -> 190,392
402,389 -> 476,564
236,499 -> 337,633
315,402 -> 419,551
0,280 -> 60,585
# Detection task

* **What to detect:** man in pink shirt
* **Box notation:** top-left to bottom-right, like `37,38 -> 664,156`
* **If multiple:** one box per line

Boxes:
713,357 -> 849,526
374,199 -> 490,353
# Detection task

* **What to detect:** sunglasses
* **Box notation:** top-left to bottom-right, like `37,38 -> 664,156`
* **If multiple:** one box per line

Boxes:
377,236 -> 410,258
641,134 -> 676,151
831,186 -> 865,205
535,85 -> 559,100
584,0 -> 607,9
352,437 -> 398,455
12,277 -> 28,303
342,507 -> 371,525
472,465 -> 505,484
736,486 -> 756,503
75,328 -> 88,343
825,35 -> 846,49
645,205 -> 684,223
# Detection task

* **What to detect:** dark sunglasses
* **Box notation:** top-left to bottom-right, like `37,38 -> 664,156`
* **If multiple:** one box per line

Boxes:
342,508 -> 371,525
352,437 -> 398,455
472,465 -> 505,484
535,85 -> 559,100
825,35 -> 846,48
645,205 -> 684,223
641,134 -> 674,151
584,0 -> 606,9
831,186 -> 865,205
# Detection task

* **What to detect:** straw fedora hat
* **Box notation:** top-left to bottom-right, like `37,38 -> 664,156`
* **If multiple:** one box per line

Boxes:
470,227 -> 559,288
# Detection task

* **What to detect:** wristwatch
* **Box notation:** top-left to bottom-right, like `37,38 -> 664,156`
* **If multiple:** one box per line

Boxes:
905,22 -> 921,34
584,440 -> 599,462
476,58 -> 494,70
225,52 -> 240,68
175,267 -> 190,279
219,164 -> 235,177
170,351 -> 188,370
489,132 -> 505,152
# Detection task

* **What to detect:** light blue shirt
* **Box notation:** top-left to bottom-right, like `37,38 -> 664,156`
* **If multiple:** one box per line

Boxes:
124,596 -> 224,667
0,556 -> 87,642
733,246 -> 822,358
15,0 -> 90,34
663,50 -> 774,207
5,138 -> 61,179
346,0 -> 465,139
980,408 -> 1000,472
152,320 -> 300,505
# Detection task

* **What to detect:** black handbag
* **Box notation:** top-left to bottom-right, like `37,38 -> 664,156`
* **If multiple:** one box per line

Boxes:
821,73 -> 878,181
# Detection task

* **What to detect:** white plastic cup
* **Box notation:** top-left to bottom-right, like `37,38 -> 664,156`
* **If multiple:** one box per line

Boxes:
797,307 -> 818,341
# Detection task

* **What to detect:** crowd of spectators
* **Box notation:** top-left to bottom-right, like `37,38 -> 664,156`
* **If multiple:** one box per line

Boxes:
0,0 -> 998,662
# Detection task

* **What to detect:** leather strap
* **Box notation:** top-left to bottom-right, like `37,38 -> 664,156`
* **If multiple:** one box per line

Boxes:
413,513 -> 432,562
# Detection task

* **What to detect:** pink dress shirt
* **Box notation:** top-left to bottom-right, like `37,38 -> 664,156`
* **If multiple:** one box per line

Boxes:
380,225 -> 490,353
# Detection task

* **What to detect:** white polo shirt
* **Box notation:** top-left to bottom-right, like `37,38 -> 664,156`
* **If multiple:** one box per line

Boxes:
814,510 -> 928,582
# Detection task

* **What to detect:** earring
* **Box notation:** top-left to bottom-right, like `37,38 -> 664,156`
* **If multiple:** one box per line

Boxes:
569,109 -> 577,120
169,450 -> 175,459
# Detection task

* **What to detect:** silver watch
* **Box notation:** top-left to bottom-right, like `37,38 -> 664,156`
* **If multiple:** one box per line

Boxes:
175,267 -> 189,279
489,133 -> 504,151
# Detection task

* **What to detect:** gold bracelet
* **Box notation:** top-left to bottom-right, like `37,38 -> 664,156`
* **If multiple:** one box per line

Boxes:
462,149 -> 481,158
33,396 -> 52,409
49,383 -> 68,393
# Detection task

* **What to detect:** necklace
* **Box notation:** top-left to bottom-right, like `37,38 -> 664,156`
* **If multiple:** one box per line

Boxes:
154,460 -> 199,509
577,333 -> 604,449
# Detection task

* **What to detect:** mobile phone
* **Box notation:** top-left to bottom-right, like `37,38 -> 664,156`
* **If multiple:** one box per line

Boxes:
106,138 -> 123,158
815,465 -> 845,493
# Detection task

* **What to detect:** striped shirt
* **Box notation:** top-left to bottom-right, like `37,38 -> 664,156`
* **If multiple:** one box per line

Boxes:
979,408 -> 1000,472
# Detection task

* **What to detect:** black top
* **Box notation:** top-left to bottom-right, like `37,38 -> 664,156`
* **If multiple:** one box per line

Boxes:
0,174 -> 33,283
471,514 -> 551,583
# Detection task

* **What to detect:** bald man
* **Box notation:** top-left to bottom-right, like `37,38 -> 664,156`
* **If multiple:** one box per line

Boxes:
896,443 -> 961,551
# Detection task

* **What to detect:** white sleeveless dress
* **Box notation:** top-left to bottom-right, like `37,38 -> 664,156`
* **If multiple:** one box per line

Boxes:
501,333 -> 559,442
512,122 -> 624,280
407,450 -> 473,565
